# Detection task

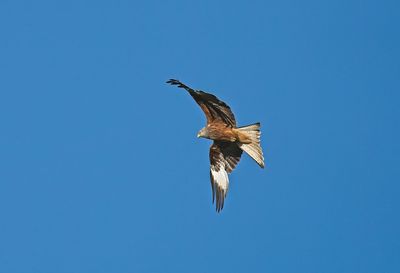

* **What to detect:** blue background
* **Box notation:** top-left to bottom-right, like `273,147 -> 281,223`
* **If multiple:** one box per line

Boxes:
1,0 -> 399,272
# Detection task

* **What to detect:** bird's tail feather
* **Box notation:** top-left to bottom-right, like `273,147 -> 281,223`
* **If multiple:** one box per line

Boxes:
237,123 -> 265,168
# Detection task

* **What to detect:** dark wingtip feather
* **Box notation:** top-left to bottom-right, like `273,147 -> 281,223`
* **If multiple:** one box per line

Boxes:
166,79 -> 179,85
166,79 -> 194,92
166,79 -> 185,88
214,185 -> 225,213
210,171 -> 215,204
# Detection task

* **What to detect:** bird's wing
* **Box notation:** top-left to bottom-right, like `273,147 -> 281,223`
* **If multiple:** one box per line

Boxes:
167,79 -> 236,127
209,141 -> 243,212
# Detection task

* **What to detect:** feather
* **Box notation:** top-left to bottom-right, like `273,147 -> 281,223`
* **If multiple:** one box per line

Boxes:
209,142 -> 243,212
167,79 -> 236,127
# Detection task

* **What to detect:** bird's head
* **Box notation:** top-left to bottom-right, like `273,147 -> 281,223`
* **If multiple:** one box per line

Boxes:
197,127 -> 209,139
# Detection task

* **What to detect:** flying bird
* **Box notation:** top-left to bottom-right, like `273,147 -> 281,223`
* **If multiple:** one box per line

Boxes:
167,79 -> 265,212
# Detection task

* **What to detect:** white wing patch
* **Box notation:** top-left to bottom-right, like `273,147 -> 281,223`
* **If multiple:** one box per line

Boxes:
211,167 -> 229,193
210,164 -> 229,212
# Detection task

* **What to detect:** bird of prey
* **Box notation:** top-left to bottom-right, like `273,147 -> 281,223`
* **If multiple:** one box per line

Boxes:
167,79 -> 264,212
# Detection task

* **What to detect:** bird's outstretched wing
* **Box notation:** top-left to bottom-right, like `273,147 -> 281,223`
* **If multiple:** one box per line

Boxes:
209,141 -> 243,212
166,79 -> 236,127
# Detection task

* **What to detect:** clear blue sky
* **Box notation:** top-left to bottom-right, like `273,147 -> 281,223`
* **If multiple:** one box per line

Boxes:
1,0 -> 399,272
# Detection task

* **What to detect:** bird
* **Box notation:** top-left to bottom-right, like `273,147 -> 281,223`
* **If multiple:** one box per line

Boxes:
166,79 -> 265,212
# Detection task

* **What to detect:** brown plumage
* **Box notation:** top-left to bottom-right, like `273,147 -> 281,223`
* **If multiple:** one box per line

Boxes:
167,79 -> 265,212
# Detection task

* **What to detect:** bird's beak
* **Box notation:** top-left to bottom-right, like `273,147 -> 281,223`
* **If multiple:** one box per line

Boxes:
197,133 -> 201,138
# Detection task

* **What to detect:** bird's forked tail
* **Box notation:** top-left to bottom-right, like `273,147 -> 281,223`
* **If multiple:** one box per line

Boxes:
237,123 -> 265,168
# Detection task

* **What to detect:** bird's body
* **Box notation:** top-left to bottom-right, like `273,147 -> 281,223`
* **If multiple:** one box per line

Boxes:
167,79 -> 265,212
199,123 -> 250,143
